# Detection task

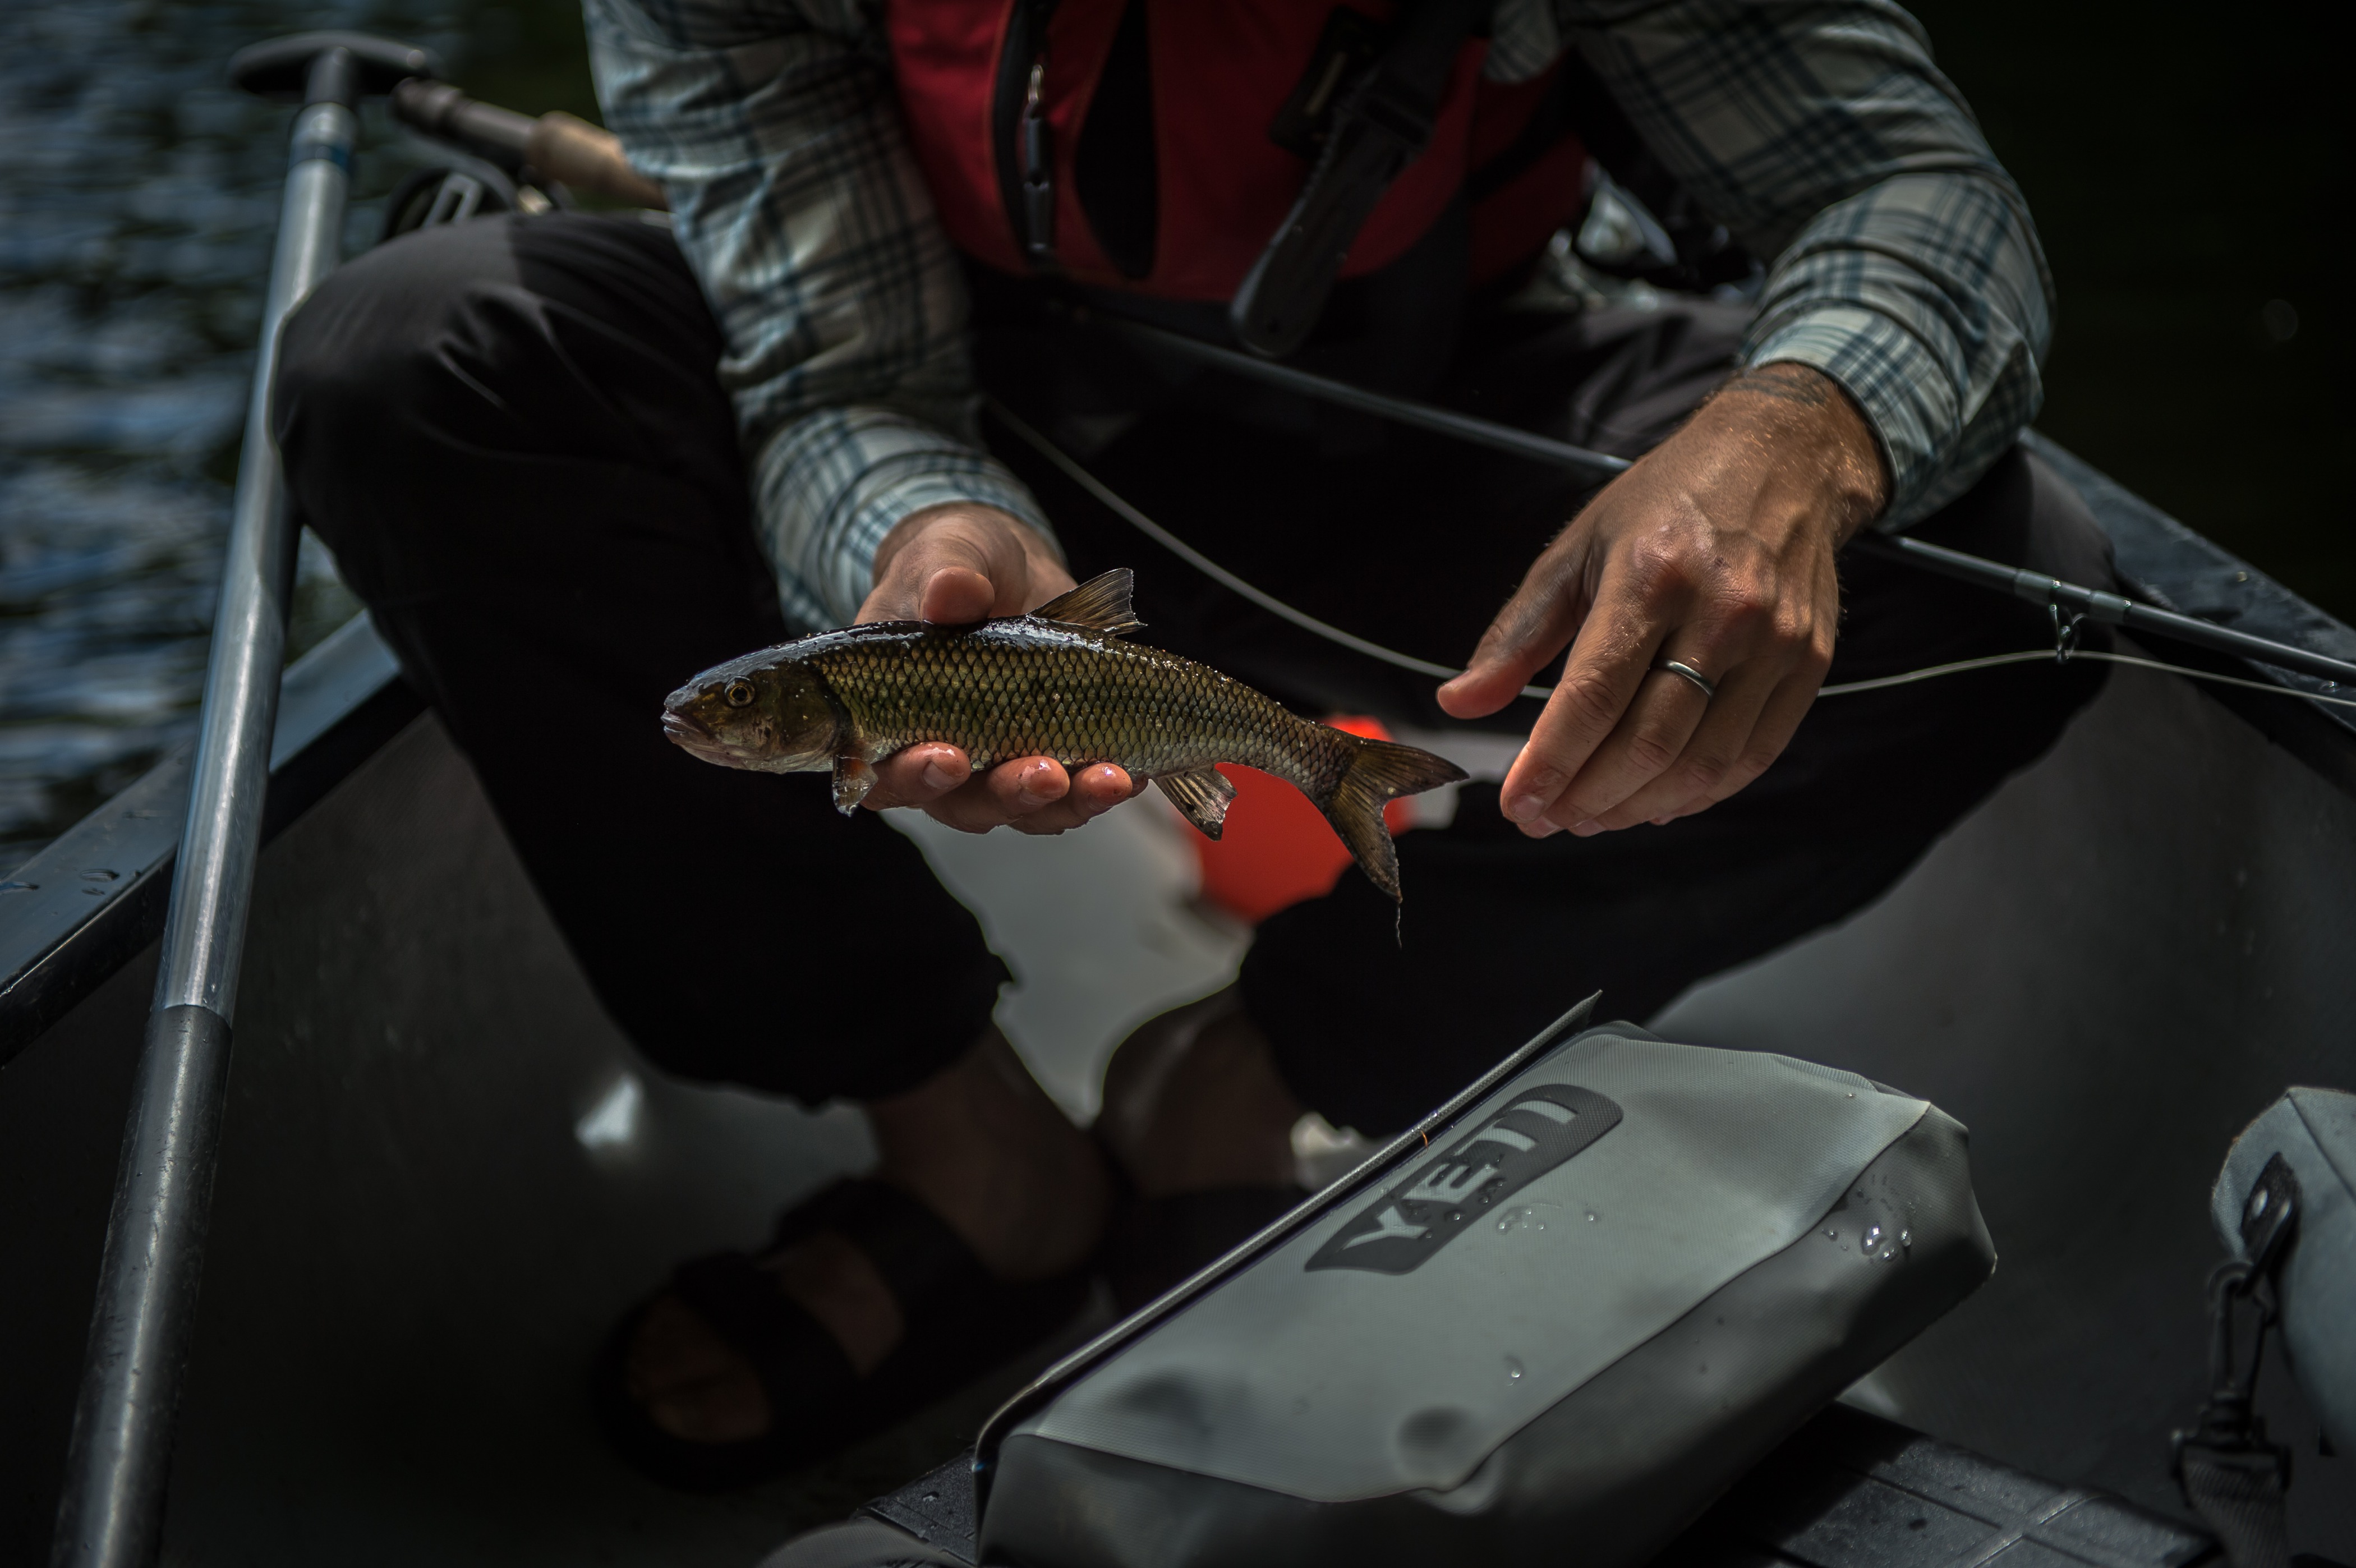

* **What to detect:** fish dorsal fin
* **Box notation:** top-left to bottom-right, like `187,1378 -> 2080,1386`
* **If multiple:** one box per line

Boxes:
1156,765 -> 1236,840
1030,569 -> 1143,637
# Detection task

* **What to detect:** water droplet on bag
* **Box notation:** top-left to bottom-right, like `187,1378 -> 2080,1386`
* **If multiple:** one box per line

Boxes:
1880,1248 -> 1894,1261
1586,1211 -> 1599,1222
1825,1229 -> 1838,1241
1862,1225 -> 1883,1249
1504,1356 -> 1525,1381
1899,1229 -> 1912,1249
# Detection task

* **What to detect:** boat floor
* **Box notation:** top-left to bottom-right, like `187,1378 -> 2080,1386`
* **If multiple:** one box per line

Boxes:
6,651 -> 2356,1562
849,1404 -> 2217,1568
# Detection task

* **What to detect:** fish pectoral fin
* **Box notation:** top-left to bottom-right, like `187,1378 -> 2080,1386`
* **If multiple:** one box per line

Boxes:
831,755 -> 878,815
1156,765 -> 1237,840
1030,568 -> 1144,638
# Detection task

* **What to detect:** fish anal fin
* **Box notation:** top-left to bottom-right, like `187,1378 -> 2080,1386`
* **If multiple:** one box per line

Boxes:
1319,737 -> 1467,903
1156,765 -> 1237,841
1030,568 -> 1143,637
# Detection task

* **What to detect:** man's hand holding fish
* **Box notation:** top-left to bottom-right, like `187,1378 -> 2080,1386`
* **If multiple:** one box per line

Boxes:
851,501 -> 1142,837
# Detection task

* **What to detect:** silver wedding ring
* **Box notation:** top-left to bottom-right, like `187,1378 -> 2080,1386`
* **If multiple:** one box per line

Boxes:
1654,659 -> 1717,701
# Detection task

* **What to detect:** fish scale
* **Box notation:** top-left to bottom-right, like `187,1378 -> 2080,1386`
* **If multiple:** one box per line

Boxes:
808,622 -> 1356,799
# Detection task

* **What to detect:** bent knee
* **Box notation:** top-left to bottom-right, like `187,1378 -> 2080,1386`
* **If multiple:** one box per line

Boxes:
274,218 -> 530,490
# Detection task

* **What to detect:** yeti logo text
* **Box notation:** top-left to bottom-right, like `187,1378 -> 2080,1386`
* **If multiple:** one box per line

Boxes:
1306,1083 -> 1622,1275
1342,1206 -> 1429,1248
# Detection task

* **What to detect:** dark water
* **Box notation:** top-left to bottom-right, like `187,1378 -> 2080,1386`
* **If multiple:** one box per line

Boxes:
0,0 -> 592,870
0,0 -> 2344,870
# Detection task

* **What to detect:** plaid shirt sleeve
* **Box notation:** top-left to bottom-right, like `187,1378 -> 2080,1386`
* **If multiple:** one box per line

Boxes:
582,0 -> 1052,629
1547,0 -> 2055,526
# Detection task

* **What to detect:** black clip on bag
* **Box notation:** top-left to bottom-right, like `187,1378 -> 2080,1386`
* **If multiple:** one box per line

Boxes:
964,996 -> 1998,1568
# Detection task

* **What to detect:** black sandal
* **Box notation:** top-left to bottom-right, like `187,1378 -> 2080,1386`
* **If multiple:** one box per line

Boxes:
595,1178 -> 1091,1491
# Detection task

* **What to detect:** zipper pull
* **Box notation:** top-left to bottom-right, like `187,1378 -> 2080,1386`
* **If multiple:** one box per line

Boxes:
1021,58 -> 1055,259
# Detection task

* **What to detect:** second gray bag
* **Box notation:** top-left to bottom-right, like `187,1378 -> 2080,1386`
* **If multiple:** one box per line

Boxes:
976,1006 -> 1998,1568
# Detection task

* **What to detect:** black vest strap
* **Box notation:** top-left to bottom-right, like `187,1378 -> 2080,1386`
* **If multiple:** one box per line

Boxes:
1230,0 -> 1490,358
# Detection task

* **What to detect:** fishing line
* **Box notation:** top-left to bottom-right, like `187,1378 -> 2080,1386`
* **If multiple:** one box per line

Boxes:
985,398 -> 1490,688
1817,648 -> 2356,706
984,397 -> 2356,713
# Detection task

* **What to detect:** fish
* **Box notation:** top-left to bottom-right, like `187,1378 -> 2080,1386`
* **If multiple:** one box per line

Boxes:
661,568 -> 1467,900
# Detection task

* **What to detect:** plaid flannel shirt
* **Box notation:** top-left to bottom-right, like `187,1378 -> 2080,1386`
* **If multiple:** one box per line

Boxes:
586,0 -> 2053,630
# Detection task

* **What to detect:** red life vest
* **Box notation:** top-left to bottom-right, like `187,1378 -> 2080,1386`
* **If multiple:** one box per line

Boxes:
885,0 -> 1589,305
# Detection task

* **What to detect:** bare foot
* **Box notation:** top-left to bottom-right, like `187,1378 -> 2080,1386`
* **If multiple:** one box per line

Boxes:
1098,987 -> 1303,1198
624,1027 -> 1110,1443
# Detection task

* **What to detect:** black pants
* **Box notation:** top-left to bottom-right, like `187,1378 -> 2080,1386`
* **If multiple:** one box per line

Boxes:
278,213 -> 2110,1132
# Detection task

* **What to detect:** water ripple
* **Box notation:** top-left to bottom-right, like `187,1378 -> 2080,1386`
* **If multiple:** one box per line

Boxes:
0,0 -> 489,867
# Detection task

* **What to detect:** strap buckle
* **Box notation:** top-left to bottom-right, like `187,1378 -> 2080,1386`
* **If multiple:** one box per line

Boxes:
2170,1155 -> 2301,1525
1230,0 -> 1487,358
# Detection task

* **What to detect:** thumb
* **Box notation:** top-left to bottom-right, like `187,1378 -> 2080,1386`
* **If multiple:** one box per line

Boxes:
870,512 -> 1009,625
918,559 -> 998,624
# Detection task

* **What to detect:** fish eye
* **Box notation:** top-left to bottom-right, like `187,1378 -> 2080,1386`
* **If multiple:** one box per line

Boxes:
723,679 -> 756,708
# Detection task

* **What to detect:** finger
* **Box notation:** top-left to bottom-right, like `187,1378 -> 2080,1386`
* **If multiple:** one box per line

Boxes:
861,508 -> 1056,624
861,523 -> 995,624
1494,559 -> 1669,825
1436,535 -> 1592,721
1671,667 -> 1822,819
1009,764 -> 1142,835
919,756 -> 1071,834
1586,659 -> 1780,829
862,743 -> 971,810
1072,762 -> 1142,813
919,563 -> 1000,624
987,756 -> 1069,815
1539,663 -> 1713,831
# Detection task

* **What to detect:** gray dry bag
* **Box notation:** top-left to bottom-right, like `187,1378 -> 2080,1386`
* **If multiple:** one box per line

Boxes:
973,1003 -> 1997,1568
2171,1087 -> 2356,1568
2208,1087 -> 2356,1457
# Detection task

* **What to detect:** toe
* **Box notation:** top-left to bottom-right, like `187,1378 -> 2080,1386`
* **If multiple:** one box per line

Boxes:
625,1293 -> 772,1442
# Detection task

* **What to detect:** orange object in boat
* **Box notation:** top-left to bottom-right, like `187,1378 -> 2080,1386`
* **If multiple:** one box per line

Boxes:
1189,716 -> 1415,926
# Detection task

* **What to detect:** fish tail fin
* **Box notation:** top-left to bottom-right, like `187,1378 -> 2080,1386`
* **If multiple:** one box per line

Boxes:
1319,735 -> 1467,902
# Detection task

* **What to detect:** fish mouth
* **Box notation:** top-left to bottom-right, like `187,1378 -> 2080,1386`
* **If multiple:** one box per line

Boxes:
662,707 -> 735,765
663,706 -> 774,771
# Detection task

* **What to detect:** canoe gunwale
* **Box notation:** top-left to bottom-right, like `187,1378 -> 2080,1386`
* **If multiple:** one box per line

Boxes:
2026,433 -> 2356,797
0,616 -> 422,1064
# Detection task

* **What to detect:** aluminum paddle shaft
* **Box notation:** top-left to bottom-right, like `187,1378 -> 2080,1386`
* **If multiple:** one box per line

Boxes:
50,43 -> 373,1568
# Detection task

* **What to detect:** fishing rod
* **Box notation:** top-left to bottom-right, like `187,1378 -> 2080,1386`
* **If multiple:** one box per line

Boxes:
988,396 -> 2356,715
49,34 -> 439,1568
370,90 -> 2356,701
1087,313 -> 2356,693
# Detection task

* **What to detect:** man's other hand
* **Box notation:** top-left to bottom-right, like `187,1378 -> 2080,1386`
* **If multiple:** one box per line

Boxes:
1438,362 -> 1888,836
854,504 -> 1140,834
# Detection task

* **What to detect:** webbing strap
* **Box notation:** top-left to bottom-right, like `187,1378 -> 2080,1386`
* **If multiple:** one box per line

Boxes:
2170,1155 -> 2303,1568
1230,0 -> 1489,357
2179,1454 -> 2292,1568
